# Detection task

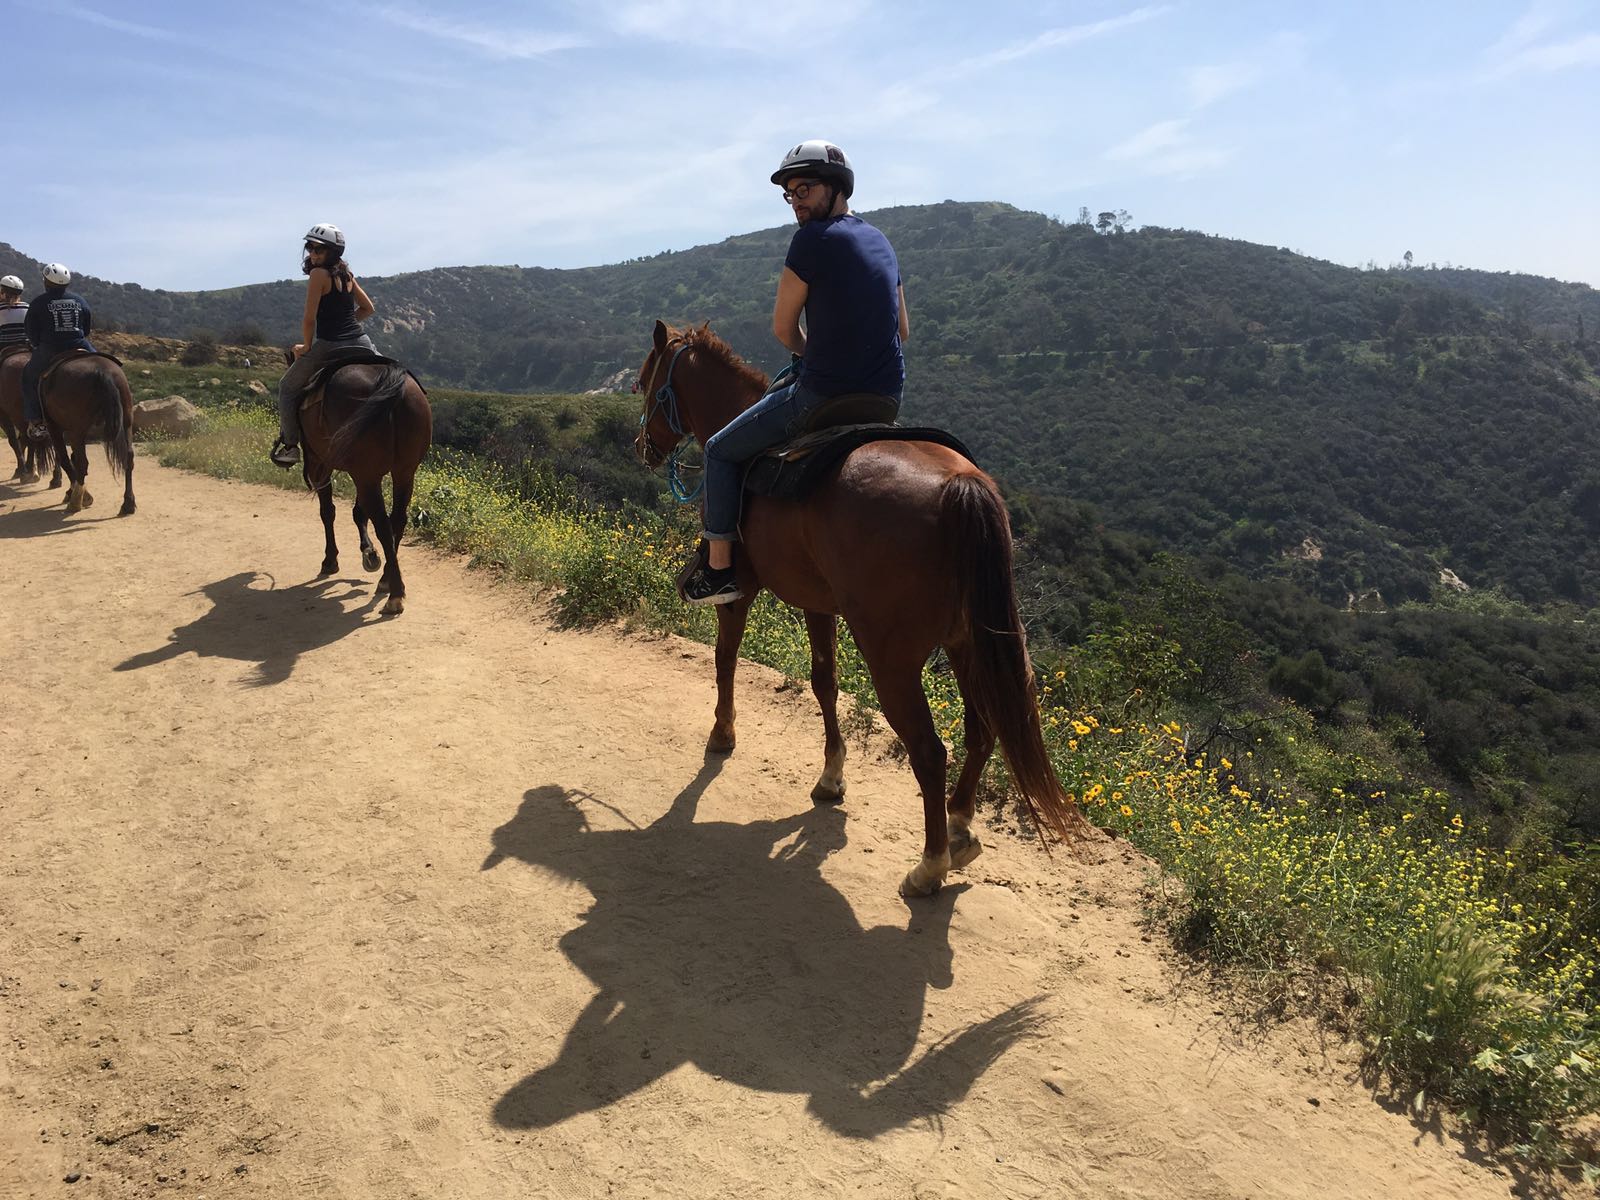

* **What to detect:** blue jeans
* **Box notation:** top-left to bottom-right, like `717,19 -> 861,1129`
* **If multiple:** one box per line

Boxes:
23,339 -> 95,421
701,378 -> 828,540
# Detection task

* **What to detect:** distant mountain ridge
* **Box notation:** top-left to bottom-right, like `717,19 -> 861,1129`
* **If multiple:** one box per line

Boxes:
6,202 -> 1600,607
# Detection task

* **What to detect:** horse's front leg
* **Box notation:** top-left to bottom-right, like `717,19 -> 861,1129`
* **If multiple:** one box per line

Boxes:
310,465 -> 339,576
804,610 -> 847,803
3,426 -> 23,479
707,595 -> 753,753
352,497 -> 381,573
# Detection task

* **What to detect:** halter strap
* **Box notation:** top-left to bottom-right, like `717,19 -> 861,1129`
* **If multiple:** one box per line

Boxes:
637,338 -> 704,503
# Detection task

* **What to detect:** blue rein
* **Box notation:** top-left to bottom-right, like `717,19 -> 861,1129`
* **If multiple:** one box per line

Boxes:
638,341 -> 704,503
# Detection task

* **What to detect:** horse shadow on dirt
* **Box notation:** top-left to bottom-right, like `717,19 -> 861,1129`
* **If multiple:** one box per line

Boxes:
485,765 -> 1046,1138
0,487 -> 106,540
114,570 -> 383,686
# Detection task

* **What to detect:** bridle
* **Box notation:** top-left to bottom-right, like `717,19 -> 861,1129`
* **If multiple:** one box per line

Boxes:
634,336 -> 704,503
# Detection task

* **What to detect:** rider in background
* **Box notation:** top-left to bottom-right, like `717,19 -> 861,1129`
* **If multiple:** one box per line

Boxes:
22,263 -> 95,438
680,140 -> 909,606
0,275 -> 28,350
270,223 -> 377,467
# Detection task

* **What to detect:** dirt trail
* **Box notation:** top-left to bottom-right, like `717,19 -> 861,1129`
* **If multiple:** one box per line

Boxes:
0,459 -> 1550,1198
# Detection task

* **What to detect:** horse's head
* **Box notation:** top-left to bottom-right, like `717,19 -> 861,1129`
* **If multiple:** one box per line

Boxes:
632,319 -> 689,470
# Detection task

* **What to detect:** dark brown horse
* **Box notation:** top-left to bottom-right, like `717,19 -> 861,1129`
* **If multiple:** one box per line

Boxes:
0,347 -> 58,486
634,321 -> 1087,897
40,352 -> 135,515
289,352 -> 432,616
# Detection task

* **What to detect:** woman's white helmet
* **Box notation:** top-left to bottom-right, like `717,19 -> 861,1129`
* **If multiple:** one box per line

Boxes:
0,274 -> 24,292
42,263 -> 71,286
303,223 -> 345,249
771,140 -> 854,198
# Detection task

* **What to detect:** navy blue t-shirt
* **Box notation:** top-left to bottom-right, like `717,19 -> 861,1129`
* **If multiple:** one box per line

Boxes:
784,214 -> 904,397
25,289 -> 93,347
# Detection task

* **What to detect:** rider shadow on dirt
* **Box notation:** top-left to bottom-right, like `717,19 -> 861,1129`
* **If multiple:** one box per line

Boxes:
486,768 -> 1046,1139
0,491 -> 106,539
114,570 -> 383,687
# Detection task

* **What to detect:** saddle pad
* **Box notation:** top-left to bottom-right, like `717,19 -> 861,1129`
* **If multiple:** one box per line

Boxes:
40,350 -> 123,386
742,425 -> 975,503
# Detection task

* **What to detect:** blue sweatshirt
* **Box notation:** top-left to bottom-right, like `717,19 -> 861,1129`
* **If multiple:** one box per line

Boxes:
25,288 -> 93,348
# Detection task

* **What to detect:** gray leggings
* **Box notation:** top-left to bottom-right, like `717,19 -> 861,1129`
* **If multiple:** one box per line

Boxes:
276,335 -> 376,443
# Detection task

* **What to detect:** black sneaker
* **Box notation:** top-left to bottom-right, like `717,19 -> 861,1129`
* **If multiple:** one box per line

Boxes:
682,563 -> 744,606
270,438 -> 301,468
26,421 -> 47,439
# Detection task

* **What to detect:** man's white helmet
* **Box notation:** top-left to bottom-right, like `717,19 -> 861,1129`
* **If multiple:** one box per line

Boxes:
770,140 -> 854,198
0,275 -> 23,292
42,263 -> 71,286
303,223 -> 345,249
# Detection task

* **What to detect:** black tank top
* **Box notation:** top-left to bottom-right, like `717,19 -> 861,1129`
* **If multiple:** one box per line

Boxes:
315,275 -> 363,342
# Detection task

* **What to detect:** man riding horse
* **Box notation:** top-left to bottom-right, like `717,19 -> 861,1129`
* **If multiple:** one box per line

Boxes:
680,140 -> 910,605
0,274 -> 28,353
21,263 -> 95,439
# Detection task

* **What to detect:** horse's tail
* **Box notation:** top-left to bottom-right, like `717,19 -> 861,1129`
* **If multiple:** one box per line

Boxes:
92,363 -> 132,479
327,364 -> 408,466
944,472 -> 1083,845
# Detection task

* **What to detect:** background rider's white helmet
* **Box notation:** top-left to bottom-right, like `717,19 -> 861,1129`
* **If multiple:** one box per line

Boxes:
42,263 -> 71,286
770,140 -> 855,198
0,275 -> 23,292
303,223 -> 346,249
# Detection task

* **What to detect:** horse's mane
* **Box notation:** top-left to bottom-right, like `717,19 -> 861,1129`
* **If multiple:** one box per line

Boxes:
679,323 -> 769,393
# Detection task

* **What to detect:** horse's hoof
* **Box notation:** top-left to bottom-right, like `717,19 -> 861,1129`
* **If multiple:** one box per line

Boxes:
49,478 -> 62,490
382,595 -> 405,616
949,829 -> 984,870
899,853 -> 951,898
318,563 -> 337,578
899,871 -> 943,899
361,549 -> 382,572
80,489 -> 94,508
810,779 -> 846,805
118,501 -> 136,517
706,729 -> 736,755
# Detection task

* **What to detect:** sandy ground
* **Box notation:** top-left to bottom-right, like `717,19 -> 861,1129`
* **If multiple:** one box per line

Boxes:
0,457 -> 1570,1199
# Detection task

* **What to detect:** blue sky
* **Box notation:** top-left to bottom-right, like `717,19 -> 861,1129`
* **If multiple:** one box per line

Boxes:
8,0 -> 1598,291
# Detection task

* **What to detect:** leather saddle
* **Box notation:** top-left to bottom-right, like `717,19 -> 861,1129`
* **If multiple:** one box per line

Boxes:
740,392 -> 973,503
39,349 -> 123,386
299,350 -> 423,412
0,342 -> 30,366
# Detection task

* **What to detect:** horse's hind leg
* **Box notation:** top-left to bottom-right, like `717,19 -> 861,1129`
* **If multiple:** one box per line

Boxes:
804,611 -> 847,803
46,424 -> 68,495
708,595 -> 753,753
314,476 -> 340,576
943,644 -> 992,871
357,481 -> 404,615
352,498 -> 380,573
856,633 -> 950,897
118,439 -> 135,516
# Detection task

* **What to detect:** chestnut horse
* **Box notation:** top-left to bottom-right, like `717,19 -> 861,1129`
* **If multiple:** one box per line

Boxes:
634,321 -> 1086,897
40,352 -> 135,515
0,347 -> 57,485
289,352 -> 432,616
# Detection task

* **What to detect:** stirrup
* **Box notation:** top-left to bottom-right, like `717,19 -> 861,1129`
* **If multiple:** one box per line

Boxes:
681,563 -> 744,607
270,439 -> 301,467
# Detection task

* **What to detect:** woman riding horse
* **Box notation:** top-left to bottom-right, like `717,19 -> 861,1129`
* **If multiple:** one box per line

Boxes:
22,263 -> 94,440
271,222 -> 378,468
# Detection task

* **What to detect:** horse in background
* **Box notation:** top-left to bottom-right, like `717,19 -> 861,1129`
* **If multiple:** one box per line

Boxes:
285,349 -> 432,616
40,352 -> 135,515
0,347 -> 57,486
634,320 -> 1088,897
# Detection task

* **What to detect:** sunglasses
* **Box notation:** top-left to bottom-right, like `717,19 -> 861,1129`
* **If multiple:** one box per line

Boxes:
781,179 -> 826,204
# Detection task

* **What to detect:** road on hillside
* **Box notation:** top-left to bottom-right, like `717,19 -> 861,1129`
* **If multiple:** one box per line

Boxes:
0,459 -> 1544,1198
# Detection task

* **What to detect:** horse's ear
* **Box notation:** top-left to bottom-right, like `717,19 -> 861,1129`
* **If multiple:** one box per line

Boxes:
653,320 -> 670,352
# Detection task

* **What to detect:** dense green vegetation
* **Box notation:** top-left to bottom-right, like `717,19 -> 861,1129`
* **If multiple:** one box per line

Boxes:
17,205 -> 1600,844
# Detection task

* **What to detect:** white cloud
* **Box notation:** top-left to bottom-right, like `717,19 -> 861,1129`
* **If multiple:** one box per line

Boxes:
598,0 -> 859,51
946,5 -> 1170,79
372,6 -> 586,59
1105,118 -> 1231,177
51,1 -> 184,42
1483,2 -> 1600,77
